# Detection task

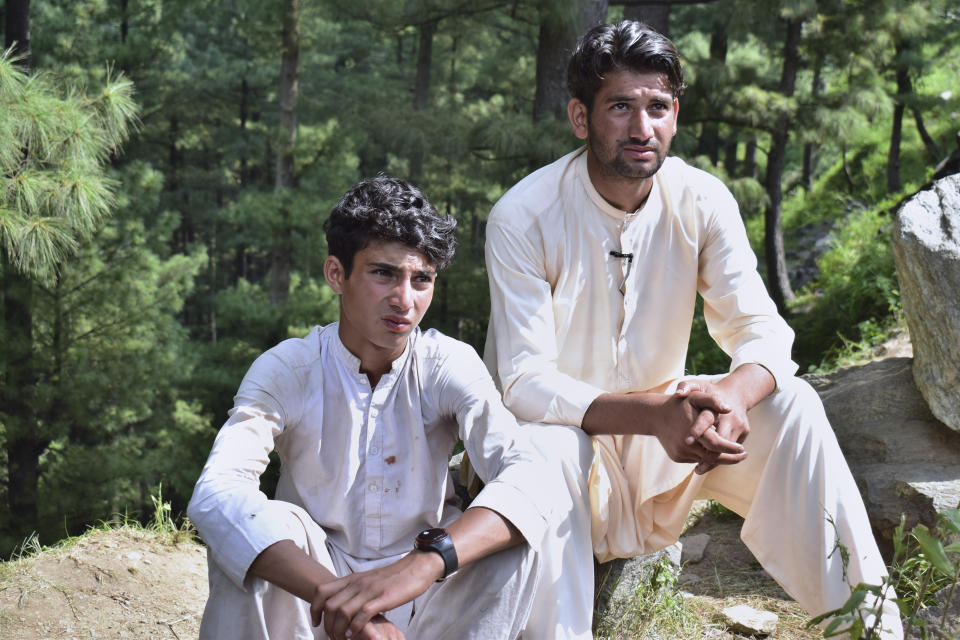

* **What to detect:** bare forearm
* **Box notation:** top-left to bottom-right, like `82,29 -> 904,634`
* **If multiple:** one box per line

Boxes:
581,392 -> 667,436
446,506 -> 524,568
716,364 -> 775,411
248,539 -> 337,602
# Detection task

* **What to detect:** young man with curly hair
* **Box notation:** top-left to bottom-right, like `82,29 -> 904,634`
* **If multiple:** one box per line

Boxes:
189,175 -> 594,639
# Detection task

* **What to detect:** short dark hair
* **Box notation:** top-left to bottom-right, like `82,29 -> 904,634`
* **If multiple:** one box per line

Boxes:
324,174 -> 457,277
566,21 -> 686,110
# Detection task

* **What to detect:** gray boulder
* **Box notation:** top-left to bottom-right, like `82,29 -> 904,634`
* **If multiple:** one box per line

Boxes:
892,174 -> 960,432
806,358 -> 960,542
593,543 -> 681,625
907,585 -> 960,640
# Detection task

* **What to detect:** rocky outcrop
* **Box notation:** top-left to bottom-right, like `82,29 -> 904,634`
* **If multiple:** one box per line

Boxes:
807,357 -> 960,542
892,174 -> 960,432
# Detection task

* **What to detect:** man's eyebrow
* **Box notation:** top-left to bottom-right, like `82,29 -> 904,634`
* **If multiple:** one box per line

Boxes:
369,261 -> 436,277
603,91 -> 671,103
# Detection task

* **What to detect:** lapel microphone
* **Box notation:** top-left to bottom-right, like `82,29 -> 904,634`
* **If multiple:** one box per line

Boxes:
609,251 -> 634,294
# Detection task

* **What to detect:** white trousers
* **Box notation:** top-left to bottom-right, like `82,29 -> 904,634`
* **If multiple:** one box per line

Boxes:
531,376 -> 903,639
198,501 -> 550,640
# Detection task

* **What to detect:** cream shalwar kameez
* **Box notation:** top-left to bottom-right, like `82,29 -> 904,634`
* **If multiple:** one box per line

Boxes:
484,148 -> 900,635
188,324 -> 588,639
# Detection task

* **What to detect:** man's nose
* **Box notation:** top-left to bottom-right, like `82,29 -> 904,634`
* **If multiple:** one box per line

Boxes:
391,279 -> 414,309
630,111 -> 655,140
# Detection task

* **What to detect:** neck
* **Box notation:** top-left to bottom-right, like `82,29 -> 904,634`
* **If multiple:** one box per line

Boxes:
336,325 -> 405,389
585,152 -> 655,212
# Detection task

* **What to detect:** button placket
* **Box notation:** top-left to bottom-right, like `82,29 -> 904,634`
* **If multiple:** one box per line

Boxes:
362,388 -> 385,548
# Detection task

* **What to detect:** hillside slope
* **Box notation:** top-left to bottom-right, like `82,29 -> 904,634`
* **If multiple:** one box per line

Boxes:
0,528 -> 207,639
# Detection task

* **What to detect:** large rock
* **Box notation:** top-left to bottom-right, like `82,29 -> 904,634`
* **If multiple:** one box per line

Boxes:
806,358 -> 960,543
908,585 -> 960,640
892,174 -> 960,432
593,543 -> 681,625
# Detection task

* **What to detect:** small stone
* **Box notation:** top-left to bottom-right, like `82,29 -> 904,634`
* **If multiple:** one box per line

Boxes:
680,533 -> 710,564
722,604 -> 779,636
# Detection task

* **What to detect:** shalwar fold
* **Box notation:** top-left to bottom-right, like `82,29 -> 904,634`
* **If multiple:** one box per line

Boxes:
199,501 -> 542,640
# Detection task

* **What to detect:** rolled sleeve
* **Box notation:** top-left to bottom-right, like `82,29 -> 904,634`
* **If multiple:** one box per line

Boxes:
435,342 -> 554,548
187,350 -> 305,589
187,409 -> 294,588
468,480 -> 546,549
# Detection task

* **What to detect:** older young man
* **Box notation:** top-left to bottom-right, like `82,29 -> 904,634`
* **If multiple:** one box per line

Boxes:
188,175 -> 589,639
484,21 -> 902,638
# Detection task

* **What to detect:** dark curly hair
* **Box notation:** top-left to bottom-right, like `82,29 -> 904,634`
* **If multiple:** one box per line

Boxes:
324,174 -> 457,277
567,21 -> 686,111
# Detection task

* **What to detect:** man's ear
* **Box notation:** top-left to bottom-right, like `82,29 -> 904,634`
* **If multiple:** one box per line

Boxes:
568,98 -> 589,140
323,255 -> 346,294
672,98 -> 680,136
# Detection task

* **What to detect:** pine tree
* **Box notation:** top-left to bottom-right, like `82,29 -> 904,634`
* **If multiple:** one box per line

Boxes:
0,48 -> 138,540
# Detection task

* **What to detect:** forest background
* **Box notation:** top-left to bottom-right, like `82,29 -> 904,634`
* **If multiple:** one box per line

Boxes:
1,0 -> 958,555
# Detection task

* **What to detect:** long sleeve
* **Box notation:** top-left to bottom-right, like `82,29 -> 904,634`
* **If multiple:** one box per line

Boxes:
695,181 -> 798,389
187,349 -> 306,589
429,337 -> 555,548
484,203 -> 606,427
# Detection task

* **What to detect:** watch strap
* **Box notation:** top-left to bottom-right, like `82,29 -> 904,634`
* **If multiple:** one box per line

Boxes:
414,528 -> 458,582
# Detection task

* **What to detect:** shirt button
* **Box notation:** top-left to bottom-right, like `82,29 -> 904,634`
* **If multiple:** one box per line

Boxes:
370,408 -> 379,418
369,446 -> 379,456
368,483 -> 378,493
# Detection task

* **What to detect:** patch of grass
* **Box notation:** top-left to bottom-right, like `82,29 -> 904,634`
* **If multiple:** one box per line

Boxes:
1,487 -> 196,564
594,554 -> 701,639
790,200 -> 902,372
708,501 -> 743,523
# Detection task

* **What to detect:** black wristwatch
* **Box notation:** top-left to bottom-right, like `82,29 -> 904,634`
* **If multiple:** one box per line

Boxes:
414,527 -> 458,582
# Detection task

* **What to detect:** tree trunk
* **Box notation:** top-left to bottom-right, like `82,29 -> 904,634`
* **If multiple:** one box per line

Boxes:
911,106 -> 941,161
694,24 -> 727,164
3,0 -> 42,540
886,100 -> 904,193
120,0 -> 129,44
1,256 -> 44,537
802,57 -> 822,191
886,41 -> 910,194
764,17 -> 801,314
409,19 -> 436,182
622,1 -> 669,36
723,139 -> 737,174
5,0 -> 31,63
240,77 -> 249,187
271,0 -> 300,306
743,135 -> 757,179
533,0 -> 608,122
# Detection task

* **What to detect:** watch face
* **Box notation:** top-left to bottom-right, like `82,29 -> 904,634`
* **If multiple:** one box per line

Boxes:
416,528 -> 447,545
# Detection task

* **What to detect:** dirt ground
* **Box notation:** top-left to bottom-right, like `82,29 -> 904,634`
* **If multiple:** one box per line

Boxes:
678,504 -> 819,640
0,513 -> 818,640
0,528 -> 208,640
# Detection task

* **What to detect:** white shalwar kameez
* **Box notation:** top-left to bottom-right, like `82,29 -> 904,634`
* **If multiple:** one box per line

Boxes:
484,148 -> 901,637
188,324 -> 589,639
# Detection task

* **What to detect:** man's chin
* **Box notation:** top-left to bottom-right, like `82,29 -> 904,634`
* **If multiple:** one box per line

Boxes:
615,159 -> 662,180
